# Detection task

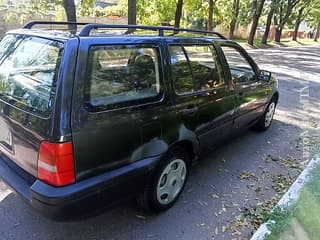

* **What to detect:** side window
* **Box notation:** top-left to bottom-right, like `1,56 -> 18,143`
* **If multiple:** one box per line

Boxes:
184,45 -> 224,90
221,46 -> 256,83
86,45 -> 161,110
169,46 -> 194,94
169,44 -> 224,95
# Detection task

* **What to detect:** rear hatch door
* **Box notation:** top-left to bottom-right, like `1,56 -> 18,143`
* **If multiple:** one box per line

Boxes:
0,34 -> 64,177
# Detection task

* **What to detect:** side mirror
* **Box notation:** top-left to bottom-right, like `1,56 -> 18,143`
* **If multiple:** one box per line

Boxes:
259,70 -> 272,81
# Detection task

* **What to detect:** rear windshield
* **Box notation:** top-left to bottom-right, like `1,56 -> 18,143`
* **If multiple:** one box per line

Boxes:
0,34 -> 63,117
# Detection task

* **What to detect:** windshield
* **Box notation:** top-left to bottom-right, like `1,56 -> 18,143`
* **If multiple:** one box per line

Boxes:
0,34 -> 63,117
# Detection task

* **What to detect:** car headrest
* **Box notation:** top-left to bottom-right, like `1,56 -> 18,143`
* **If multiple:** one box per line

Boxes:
133,55 -> 155,73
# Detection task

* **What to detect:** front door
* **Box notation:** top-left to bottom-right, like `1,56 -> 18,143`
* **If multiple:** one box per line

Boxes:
167,40 -> 235,148
220,43 -> 270,130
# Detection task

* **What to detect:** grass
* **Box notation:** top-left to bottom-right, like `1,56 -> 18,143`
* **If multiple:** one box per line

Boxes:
234,37 -> 320,50
264,164 -> 320,240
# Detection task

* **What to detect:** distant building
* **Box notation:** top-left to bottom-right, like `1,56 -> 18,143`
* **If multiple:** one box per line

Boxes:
74,0 -> 118,8
95,1 -> 117,8
299,21 -> 312,32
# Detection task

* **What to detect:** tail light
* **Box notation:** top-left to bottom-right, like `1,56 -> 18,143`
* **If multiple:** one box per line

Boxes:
38,141 -> 75,186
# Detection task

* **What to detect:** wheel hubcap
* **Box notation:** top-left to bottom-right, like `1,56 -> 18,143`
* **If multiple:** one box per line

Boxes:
156,159 -> 187,205
265,102 -> 275,127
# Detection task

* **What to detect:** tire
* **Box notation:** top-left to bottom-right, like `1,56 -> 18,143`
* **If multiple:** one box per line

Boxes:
137,147 -> 189,212
254,99 -> 277,131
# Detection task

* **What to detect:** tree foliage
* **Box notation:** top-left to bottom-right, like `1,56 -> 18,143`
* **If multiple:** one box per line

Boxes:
79,0 -> 94,16
3,0 -> 320,43
306,0 -> 320,40
306,0 -> 320,27
136,0 -> 177,25
290,0 -> 313,40
273,0 -> 300,42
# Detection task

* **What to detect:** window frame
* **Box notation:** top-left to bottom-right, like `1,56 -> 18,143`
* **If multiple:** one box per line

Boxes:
84,43 -> 164,113
168,42 -> 225,97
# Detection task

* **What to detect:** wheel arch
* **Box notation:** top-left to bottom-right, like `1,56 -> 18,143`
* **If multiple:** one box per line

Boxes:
272,91 -> 279,104
167,140 -> 196,167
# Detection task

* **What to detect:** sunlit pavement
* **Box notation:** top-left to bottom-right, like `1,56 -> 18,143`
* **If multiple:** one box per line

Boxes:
0,181 -> 11,202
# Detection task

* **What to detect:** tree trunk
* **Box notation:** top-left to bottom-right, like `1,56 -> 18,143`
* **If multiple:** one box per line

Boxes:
274,0 -> 299,43
128,0 -> 136,25
174,0 -> 183,32
248,0 -> 265,46
314,21 -> 320,42
229,0 -> 240,39
229,19 -> 236,39
208,0 -> 214,31
63,0 -> 76,33
292,7 -> 304,41
248,15 -> 259,45
262,6 -> 274,44
274,27 -> 282,43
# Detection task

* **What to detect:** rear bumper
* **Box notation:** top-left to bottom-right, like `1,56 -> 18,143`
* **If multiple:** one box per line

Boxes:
0,154 -> 160,220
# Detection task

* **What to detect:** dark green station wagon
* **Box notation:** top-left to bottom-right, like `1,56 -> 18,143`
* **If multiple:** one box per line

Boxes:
0,21 -> 278,219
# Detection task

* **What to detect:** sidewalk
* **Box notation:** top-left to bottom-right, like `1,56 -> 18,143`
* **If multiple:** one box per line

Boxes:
251,155 -> 320,240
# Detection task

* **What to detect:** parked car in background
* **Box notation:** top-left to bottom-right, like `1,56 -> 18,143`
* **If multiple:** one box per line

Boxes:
0,21 -> 278,219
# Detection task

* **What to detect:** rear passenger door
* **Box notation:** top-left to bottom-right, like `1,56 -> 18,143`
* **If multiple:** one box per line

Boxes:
220,43 -> 269,130
71,39 -> 168,180
168,40 -> 235,148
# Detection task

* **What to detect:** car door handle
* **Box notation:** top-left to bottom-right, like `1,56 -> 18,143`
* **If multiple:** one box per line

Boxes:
181,106 -> 199,116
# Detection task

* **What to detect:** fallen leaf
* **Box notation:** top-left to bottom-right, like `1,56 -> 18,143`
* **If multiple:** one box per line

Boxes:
222,225 -> 228,233
211,194 -> 219,199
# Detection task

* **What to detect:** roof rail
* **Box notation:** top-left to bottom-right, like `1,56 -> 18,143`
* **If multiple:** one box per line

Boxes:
22,21 -> 227,40
79,24 -> 227,39
23,21 -> 89,29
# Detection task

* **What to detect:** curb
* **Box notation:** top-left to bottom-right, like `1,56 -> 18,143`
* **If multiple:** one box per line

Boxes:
250,155 -> 320,240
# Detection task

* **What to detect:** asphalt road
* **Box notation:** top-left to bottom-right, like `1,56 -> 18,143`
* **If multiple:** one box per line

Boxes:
0,45 -> 319,240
